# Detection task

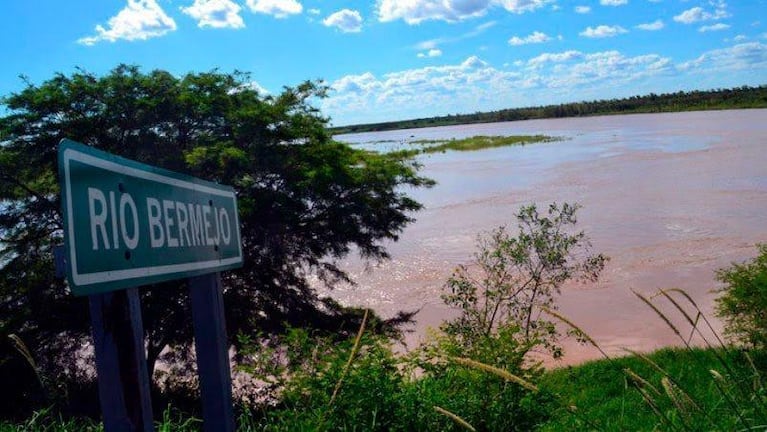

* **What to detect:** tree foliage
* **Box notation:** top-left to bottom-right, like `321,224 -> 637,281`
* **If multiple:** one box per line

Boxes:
0,65 -> 431,415
715,244 -> 767,350
441,202 -> 608,358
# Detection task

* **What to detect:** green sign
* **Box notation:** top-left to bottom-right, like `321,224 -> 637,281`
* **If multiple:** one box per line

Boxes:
59,139 -> 243,296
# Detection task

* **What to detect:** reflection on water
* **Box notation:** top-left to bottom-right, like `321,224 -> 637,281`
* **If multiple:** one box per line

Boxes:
325,109 -> 767,365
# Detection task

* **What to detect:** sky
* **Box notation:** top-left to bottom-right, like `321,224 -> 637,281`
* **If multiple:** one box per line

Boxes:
1,0 -> 766,126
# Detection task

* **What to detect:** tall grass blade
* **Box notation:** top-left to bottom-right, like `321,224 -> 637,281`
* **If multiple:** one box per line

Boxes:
744,351 -> 764,392
651,289 -> 701,346
655,289 -> 767,415
661,377 -> 694,431
8,334 -> 45,392
632,289 -> 689,348
624,368 -> 662,397
450,356 -> 538,392
636,386 -> 680,431
622,348 -> 704,414
450,357 -> 607,430
541,307 -> 610,360
710,369 -> 753,430
660,288 -> 727,348
433,405 -> 477,432
328,309 -> 369,409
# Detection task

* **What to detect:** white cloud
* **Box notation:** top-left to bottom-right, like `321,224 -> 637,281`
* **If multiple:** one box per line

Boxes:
246,0 -> 302,18
236,80 -> 270,94
181,0 -> 244,29
78,0 -> 176,45
600,0 -> 628,6
417,39 -> 440,50
635,20 -> 664,31
308,8 -> 320,15
673,4 -> 728,24
418,49 -> 443,58
575,5 -> 591,14
678,42 -> 767,72
673,7 -> 706,24
580,25 -> 628,38
508,31 -> 551,46
323,49 -> 676,124
699,23 -> 730,32
733,35 -> 748,42
527,50 -> 584,68
376,0 -> 551,24
415,21 -> 496,50
323,9 -> 363,33
490,0 -> 553,14
323,38 -> 767,125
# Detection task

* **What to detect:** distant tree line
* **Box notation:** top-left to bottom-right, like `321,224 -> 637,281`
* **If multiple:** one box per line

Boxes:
332,85 -> 767,134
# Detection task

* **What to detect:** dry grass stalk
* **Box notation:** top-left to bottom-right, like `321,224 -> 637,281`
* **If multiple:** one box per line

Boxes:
636,386 -> 676,430
659,288 -> 727,348
433,405 -> 477,432
632,289 -> 688,347
661,377 -> 692,419
622,348 -> 672,378
709,369 -> 753,429
710,369 -> 724,381
744,351 -> 764,391
328,309 -> 369,409
450,356 -> 539,392
622,348 -> 703,413
8,334 -> 44,390
624,368 -> 662,397
652,289 -> 700,345
541,307 -> 610,360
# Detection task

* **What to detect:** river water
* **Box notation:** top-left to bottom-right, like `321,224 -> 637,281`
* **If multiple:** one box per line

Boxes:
327,109 -> 767,365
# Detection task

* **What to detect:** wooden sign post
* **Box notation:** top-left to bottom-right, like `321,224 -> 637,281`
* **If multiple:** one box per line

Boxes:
189,273 -> 235,432
89,288 -> 154,431
58,139 -> 243,431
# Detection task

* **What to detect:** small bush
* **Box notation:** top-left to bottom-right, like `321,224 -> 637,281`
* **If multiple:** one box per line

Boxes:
241,325 -> 552,431
716,244 -> 767,349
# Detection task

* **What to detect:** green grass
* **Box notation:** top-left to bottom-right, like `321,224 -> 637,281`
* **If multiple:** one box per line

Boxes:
537,347 -> 767,431
425,135 -> 556,153
0,406 -> 201,432
388,134 -> 556,158
5,347 -> 767,431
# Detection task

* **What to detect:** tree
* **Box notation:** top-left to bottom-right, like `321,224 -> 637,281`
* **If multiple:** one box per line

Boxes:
0,65 -> 432,413
441,202 -> 608,358
715,244 -> 767,350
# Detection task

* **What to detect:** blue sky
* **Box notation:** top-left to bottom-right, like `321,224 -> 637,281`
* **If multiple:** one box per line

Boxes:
1,0 -> 766,126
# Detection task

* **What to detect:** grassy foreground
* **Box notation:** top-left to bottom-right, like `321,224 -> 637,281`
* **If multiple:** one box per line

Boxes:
538,347 -> 767,431
4,346 -> 764,431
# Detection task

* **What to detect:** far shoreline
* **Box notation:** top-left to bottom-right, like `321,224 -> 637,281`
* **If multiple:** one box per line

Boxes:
331,85 -> 767,135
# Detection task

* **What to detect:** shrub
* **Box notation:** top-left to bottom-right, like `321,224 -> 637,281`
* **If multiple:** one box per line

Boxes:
715,244 -> 767,349
442,202 -> 608,358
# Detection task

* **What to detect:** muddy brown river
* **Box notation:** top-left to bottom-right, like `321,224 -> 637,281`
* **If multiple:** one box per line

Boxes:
328,109 -> 767,366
